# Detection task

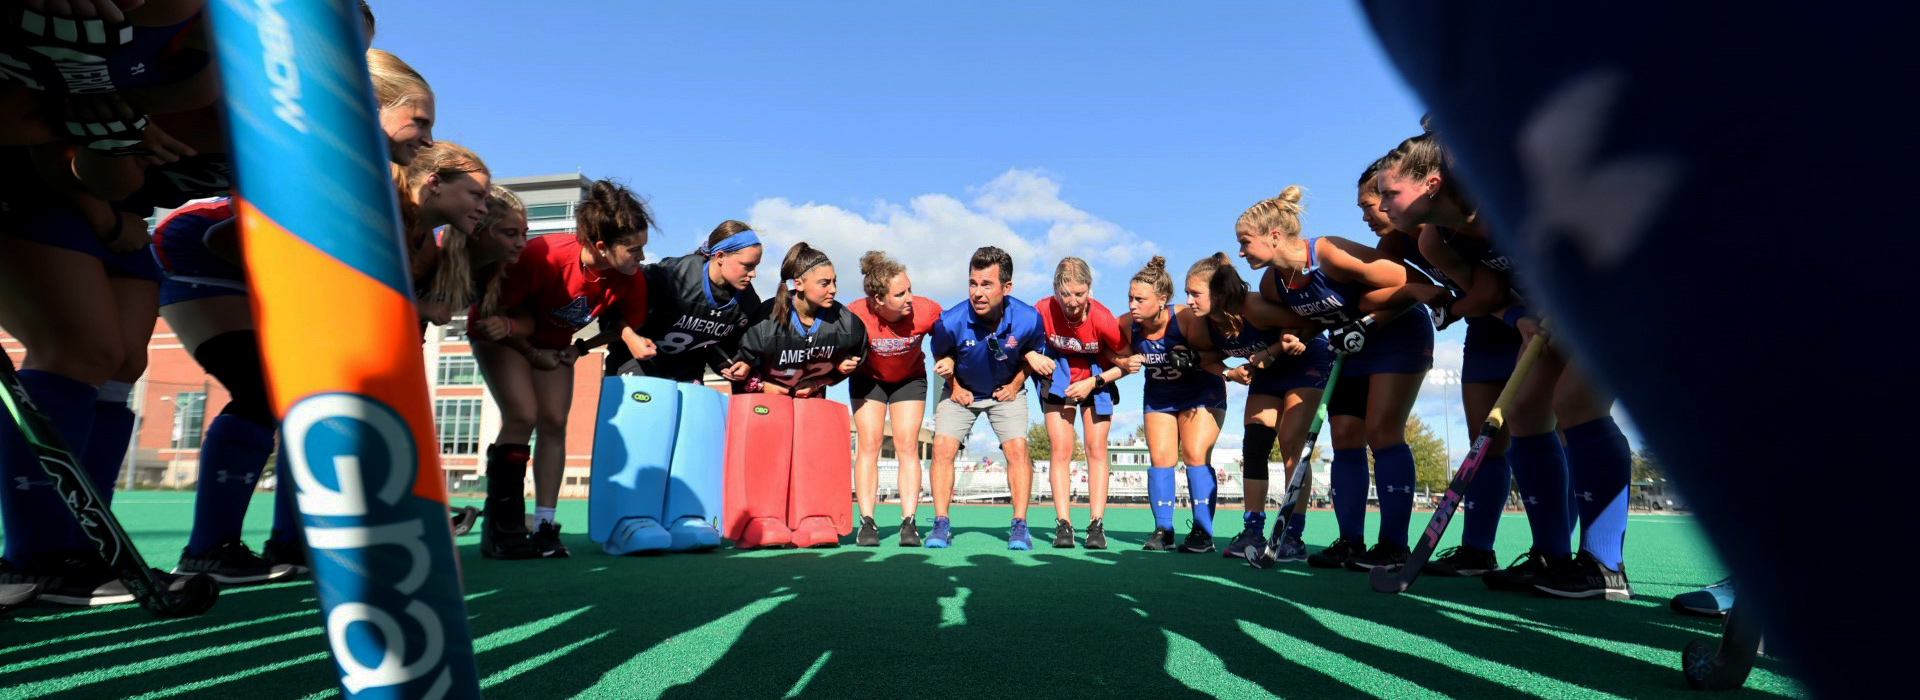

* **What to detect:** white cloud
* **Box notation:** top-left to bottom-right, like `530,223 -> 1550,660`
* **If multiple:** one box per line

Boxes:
746,168 -> 1157,304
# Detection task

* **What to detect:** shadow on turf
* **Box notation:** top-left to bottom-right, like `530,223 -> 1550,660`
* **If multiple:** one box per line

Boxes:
0,527 -> 1800,700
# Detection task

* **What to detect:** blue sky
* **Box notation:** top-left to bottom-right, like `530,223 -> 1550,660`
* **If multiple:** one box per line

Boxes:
375,1 -> 1637,461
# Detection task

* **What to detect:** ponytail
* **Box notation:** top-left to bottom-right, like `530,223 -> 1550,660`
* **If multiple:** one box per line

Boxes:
769,241 -> 832,322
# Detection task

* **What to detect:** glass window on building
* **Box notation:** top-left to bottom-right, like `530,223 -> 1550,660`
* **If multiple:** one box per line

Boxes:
170,391 -> 207,449
442,314 -> 469,342
436,354 -> 480,386
434,398 -> 483,455
524,203 -> 572,223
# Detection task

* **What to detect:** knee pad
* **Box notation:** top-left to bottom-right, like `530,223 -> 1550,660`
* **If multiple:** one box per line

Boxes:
193,331 -> 275,427
1241,423 -> 1276,481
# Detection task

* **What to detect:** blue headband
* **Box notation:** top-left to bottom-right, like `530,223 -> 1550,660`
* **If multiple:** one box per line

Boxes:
699,230 -> 761,255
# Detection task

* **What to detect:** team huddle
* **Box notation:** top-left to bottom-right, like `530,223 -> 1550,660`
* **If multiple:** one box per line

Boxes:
0,0 -> 1647,618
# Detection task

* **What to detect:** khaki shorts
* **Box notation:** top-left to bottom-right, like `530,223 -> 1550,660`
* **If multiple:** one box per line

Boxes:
933,388 -> 1029,445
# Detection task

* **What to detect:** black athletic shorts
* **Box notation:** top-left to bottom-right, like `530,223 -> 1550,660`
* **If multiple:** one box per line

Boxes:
1327,374 -> 1370,419
849,374 -> 930,404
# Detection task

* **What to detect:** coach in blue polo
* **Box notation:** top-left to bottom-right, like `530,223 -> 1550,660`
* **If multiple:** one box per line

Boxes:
924,246 -> 1047,551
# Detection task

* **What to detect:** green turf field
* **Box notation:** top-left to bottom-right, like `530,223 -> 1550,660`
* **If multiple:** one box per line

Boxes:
1,492 -> 1801,699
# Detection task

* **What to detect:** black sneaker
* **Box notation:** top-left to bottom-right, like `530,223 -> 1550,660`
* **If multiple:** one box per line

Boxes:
0,553 -> 133,607
1345,541 -> 1411,572
175,539 -> 295,585
1084,519 -> 1108,550
1142,527 -> 1176,551
261,536 -> 310,575
1176,524 -> 1215,554
1423,545 -> 1498,577
1223,516 -> 1267,559
481,516 -> 540,560
1306,538 -> 1365,569
532,521 -> 571,558
856,516 -> 881,547
1052,519 -> 1076,548
1532,551 -> 1633,600
1483,548 -> 1562,592
0,582 -> 38,612
898,517 -> 922,547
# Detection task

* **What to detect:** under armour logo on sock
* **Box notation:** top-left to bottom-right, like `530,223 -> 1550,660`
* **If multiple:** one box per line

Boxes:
1464,500 -> 1476,510
1384,485 -> 1411,494
1194,498 -> 1210,506
129,62 -> 145,75
14,476 -> 52,490
1154,499 -> 1174,507
214,470 -> 259,485
1575,491 -> 1594,502
1526,496 -> 1540,505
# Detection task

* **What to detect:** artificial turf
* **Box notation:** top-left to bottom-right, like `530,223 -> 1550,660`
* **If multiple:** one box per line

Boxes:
1,492 -> 1803,699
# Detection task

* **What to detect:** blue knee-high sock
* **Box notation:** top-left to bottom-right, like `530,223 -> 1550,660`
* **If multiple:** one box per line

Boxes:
188,414 -> 276,554
1185,466 -> 1217,534
1509,432 -> 1573,557
1283,501 -> 1306,541
1564,417 -> 1632,569
1462,453 -> 1511,551
1373,444 -> 1416,546
269,448 -> 300,544
0,370 -> 99,563
1147,466 -> 1176,529
81,382 -> 136,505
1330,448 -> 1369,542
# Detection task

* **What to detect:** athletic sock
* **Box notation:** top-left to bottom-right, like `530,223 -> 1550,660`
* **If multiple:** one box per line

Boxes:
269,448 -> 300,545
1185,465 -> 1216,535
1563,417 -> 1632,569
187,414 -> 276,554
82,381 -> 136,504
1147,466 -> 1176,529
1285,510 -> 1307,541
535,506 -> 556,526
1462,453 -> 1511,551
486,443 -> 532,532
1330,447 -> 1368,542
1509,431 -> 1573,557
0,370 -> 100,563
1244,510 -> 1267,534
1373,444 -> 1416,546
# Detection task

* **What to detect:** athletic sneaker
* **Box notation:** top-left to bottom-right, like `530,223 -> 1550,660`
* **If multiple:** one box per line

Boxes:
925,516 -> 953,548
856,516 -> 881,547
1273,537 -> 1308,563
899,517 -> 923,547
449,506 -> 482,537
1345,541 -> 1411,572
1052,519 -> 1075,548
481,518 -> 539,560
1532,551 -> 1632,600
1083,518 -> 1108,550
1223,514 -> 1267,559
1176,524 -> 1215,554
0,582 -> 38,612
0,553 -> 133,607
1671,577 -> 1735,616
1142,527 -> 1176,551
261,536 -> 310,574
1008,518 -> 1033,551
532,521 -> 571,558
174,539 -> 294,585
1423,545 -> 1498,577
1483,549 -> 1563,592
1306,538 -> 1365,569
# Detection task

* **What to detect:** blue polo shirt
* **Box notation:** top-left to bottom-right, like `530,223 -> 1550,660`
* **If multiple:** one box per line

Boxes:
931,296 -> 1046,395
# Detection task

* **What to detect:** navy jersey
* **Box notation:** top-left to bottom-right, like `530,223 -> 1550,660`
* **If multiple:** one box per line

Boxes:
637,253 -> 764,368
1131,306 -> 1226,412
1204,315 -> 1281,360
0,13 -> 208,95
1277,238 -> 1433,376
1389,230 -> 1460,296
1277,239 -> 1370,328
1438,228 -> 1529,300
736,304 -> 869,391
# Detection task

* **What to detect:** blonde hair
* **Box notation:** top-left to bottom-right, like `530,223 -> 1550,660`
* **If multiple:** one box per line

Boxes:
1131,255 -> 1172,303
1236,185 -> 1307,242
471,186 -> 525,318
859,250 -> 906,299
367,49 -> 429,109
1052,257 -> 1091,291
398,142 -> 489,310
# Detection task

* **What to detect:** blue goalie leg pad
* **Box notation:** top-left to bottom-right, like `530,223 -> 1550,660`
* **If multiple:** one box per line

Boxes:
590,376 -> 682,544
665,384 -> 727,552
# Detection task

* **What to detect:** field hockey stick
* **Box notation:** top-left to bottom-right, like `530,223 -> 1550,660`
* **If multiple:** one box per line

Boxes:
0,350 -> 218,617
1371,330 -> 1548,593
1682,600 -> 1763,690
206,0 -> 479,696
1246,352 -> 1346,569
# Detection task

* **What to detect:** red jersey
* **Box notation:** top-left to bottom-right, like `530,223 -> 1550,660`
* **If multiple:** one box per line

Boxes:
849,295 -> 941,382
1036,296 -> 1122,382
489,234 -> 648,349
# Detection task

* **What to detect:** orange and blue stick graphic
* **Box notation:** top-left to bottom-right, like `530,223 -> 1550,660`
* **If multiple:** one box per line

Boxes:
206,1 -> 478,697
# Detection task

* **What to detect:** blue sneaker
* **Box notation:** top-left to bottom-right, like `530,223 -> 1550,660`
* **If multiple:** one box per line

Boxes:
925,516 -> 953,548
1224,513 -> 1267,559
1273,537 -> 1308,563
1671,577 -> 1735,616
1008,518 -> 1032,551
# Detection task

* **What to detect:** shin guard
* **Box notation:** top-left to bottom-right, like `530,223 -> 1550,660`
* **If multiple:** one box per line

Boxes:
663,383 -> 727,552
789,398 -> 853,548
590,376 -> 680,554
724,394 -> 794,548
